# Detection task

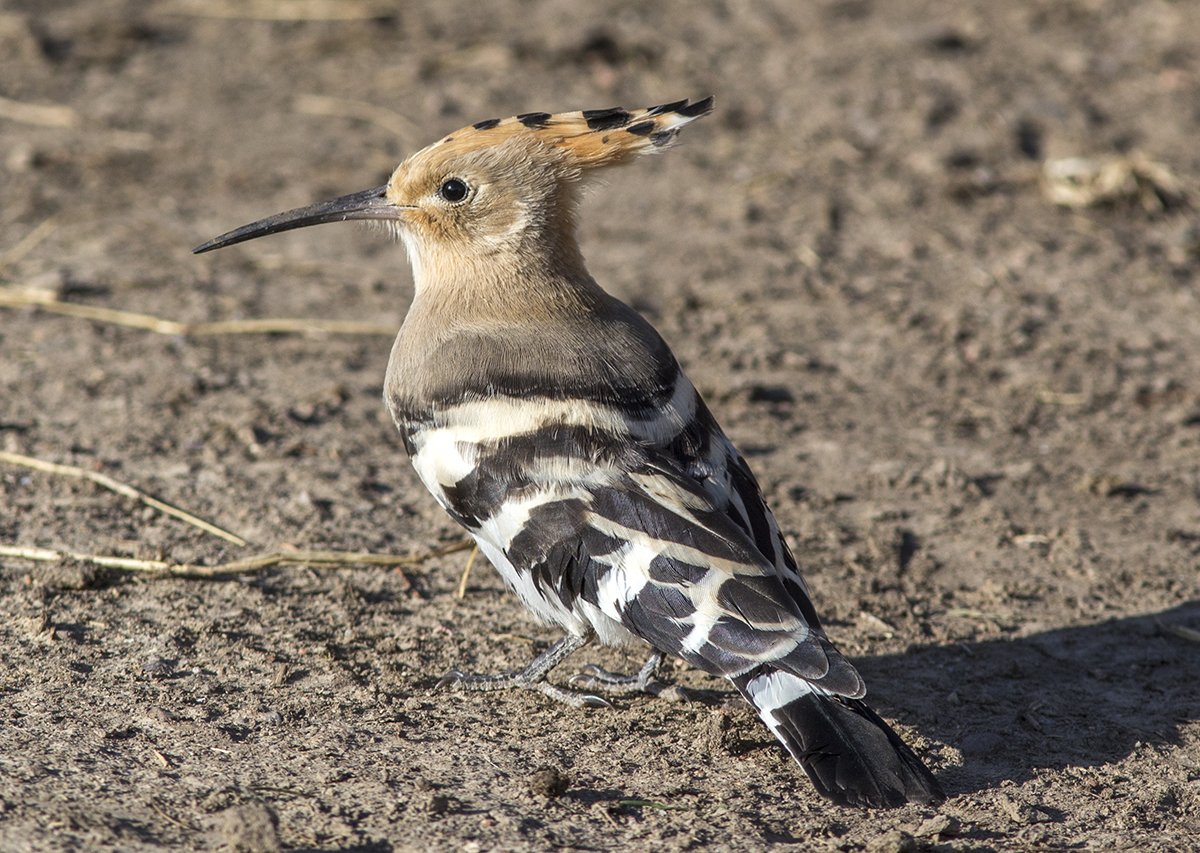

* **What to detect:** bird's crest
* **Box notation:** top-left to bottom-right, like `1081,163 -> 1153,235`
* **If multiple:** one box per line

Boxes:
192,98 -> 714,256
427,97 -> 714,171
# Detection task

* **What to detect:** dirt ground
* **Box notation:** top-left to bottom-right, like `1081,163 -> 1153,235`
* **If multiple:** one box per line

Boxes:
2,1 -> 1199,850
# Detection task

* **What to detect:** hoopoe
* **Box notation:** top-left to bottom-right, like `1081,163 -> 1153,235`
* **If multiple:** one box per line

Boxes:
195,98 -> 944,808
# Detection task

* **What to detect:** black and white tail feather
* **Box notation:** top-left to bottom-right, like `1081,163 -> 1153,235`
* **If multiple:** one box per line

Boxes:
732,669 -> 943,808
193,97 -> 943,809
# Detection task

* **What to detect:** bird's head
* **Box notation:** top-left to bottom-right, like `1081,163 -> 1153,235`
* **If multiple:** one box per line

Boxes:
194,98 -> 713,284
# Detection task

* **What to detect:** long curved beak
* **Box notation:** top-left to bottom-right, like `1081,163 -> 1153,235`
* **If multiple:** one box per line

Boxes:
193,185 -> 404,254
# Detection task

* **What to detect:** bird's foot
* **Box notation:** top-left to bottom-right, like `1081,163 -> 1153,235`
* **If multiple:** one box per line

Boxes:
434,635 -> 611,709
436,668 -> 611,709
568,653 -> 686,701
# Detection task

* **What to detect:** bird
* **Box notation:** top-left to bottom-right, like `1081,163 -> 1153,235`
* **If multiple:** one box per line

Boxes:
194,97 -> 944,809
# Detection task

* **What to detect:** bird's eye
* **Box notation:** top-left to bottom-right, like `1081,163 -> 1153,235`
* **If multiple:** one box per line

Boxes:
438,178 -> 469,203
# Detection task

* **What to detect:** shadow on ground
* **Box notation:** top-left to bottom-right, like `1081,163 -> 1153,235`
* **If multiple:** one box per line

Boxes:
858,601 -> 1200,796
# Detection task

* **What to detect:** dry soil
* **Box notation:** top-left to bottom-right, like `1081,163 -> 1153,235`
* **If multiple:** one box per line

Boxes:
1,1 -> 1199,851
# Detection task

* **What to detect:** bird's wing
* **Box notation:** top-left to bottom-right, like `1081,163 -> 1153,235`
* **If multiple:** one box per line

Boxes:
436,418 -> 864,698
584,449 -> 863,697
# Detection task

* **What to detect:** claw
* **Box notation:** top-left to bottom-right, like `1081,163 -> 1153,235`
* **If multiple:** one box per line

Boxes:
429,636 -> 620,709
526,679 -> 613,709
566,653 -> 665,695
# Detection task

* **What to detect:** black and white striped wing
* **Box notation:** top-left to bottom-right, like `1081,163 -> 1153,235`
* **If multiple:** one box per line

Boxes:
429,416 -> 864,696
588,451 -> 865,694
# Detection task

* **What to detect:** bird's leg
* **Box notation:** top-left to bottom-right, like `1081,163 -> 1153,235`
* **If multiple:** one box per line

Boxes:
569,652 -> 678,698
435,634 -> 611,709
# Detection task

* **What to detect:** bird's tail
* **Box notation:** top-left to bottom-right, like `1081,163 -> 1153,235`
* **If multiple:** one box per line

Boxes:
731,666 -> 945,808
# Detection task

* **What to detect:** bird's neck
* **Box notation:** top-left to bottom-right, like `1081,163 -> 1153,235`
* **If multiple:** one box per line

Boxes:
403,229 -> 597,323
384,239 -> 679,432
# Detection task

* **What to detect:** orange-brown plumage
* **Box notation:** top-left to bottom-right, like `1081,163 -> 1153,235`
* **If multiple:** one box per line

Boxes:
425,98 -> 714,170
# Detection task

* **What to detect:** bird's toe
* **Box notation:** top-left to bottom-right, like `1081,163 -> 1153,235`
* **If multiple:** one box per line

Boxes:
434,670 -> 465,691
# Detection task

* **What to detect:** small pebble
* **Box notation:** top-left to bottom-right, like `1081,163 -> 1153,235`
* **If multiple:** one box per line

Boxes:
272,664 -> 290,687
915,814 -> 960,837
144,657 -> 174,676
146,706 -> 179,723
529,765 -> 570,798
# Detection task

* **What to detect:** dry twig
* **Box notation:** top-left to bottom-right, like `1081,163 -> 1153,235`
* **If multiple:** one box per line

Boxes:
0,450 -> 248,546
1156,619 -> 1200,644
147,798 -> 200,833
454,545 -> 480,599
0,217 -> 60,271
0,287 -> 396,337
0,96 -> 77,128
157,0 -> 393,21
0,540 -> 473,579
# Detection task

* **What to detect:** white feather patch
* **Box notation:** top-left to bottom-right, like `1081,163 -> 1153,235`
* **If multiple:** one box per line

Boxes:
591,540 -> 653,620
410,429 -> 478,492
479,485 -> 588,551
422,375 -> 698,446
743,669 -> 816,716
